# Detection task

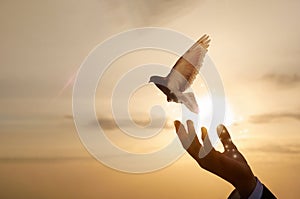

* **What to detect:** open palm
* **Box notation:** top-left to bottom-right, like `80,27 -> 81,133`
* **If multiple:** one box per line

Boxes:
174,120 -> 257,198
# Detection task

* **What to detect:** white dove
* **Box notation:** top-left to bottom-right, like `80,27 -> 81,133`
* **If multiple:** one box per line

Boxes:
149,34 -> 210,113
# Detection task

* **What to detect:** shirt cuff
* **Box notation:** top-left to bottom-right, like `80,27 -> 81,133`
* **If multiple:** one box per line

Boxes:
248,177 -> 263,199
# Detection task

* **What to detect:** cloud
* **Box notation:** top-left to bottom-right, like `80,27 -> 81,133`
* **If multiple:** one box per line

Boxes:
102,0 -> 202,26
246,143 -> 300,154
64,114 -> 173,130
0,153 -> 141,163
98,117 -> 173,130
0,156 -> 91,163
261,72 -> 300,87
248,112 -> 300,123
249,112 -> 300,124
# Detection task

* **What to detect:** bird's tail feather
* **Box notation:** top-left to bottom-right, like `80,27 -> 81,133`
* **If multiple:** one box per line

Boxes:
179,92 -> 199,113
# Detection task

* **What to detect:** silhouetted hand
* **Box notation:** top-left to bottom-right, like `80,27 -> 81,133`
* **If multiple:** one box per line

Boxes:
174,120 -> 257,199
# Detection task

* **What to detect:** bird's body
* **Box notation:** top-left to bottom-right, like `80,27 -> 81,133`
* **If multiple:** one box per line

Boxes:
149,35 -> 210,113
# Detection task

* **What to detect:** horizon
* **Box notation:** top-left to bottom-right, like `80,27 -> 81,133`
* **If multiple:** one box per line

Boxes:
1,0 -> 300,198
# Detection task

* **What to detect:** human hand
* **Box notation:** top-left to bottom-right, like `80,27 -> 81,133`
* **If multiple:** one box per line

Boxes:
174,120 -> 256,199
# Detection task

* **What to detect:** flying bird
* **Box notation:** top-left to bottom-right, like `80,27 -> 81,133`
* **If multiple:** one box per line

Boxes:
149,34 -> 210,113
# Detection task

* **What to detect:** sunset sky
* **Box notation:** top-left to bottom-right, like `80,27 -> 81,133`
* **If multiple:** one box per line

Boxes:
0,0 -> 300,198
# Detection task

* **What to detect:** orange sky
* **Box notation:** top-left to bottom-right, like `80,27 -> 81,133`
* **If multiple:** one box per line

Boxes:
0,0 -> 300,198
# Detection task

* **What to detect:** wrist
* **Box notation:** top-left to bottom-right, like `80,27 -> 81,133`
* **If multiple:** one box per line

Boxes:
235,176 -> 257,199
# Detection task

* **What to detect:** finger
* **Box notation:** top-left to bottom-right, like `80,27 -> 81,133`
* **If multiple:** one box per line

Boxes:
201,127 -> 213,148
174,120 -> 188,139
217,124 -> 237,150
199,127 -> 214,158
187,120 -> 202,147
174,120 -> 189,149
187,120 -> 196,138
201,127 -> 207,140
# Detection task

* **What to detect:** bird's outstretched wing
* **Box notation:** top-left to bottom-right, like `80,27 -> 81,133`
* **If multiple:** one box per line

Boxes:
167,35 -> 210,92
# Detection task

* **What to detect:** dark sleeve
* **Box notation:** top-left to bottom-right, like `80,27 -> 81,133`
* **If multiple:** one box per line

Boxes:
227,181 -> 277,199
261,184 -> 277,199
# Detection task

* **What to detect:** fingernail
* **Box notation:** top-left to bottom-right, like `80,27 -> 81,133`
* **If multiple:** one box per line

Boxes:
217,124 -> 224,133
187,120 -> 193,125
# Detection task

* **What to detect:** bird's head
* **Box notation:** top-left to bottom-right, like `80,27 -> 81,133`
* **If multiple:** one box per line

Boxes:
149,75 -> 171,97
149,75 -> 167,86
149,76 -> 159,83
